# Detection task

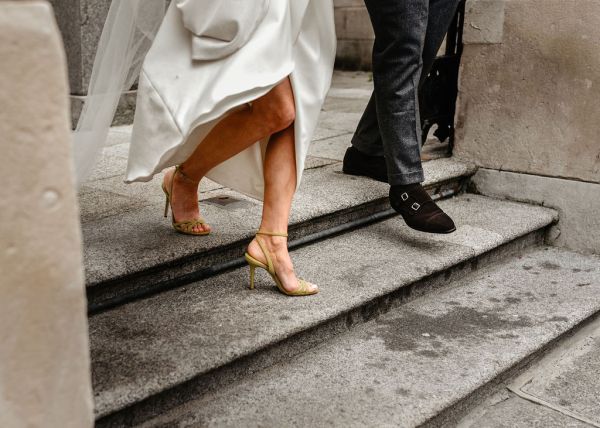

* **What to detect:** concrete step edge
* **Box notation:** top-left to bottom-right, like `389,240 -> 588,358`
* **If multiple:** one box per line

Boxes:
96,232 -> 549,425
425,308 -> 600,427
139,246 -> 600,427
87,160 -> 476,313
91,195 -> 558,422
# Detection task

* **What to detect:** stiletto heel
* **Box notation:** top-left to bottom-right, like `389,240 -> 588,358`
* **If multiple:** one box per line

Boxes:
244,231 -> 318,296
161,166 -> 211,236
249,264 -> 256,290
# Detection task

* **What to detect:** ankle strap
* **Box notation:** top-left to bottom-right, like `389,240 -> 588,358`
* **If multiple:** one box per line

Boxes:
256,230 -> 288,238
175,165 -> 197,184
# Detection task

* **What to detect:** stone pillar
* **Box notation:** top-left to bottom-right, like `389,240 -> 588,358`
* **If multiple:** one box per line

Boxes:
0,2 -> 93,427
334,0 -> 374,70
455,0 -> 600,254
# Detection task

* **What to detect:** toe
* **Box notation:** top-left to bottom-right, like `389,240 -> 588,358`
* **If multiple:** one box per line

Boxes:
429,211 -> 456,233
302,280 -> 318,294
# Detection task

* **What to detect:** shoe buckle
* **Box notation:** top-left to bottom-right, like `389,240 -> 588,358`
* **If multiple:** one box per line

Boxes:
411,202 -> 421,211
401,192 -> 409,201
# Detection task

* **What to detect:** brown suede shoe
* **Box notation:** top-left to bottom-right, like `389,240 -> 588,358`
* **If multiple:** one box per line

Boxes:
390,184 -> 456,234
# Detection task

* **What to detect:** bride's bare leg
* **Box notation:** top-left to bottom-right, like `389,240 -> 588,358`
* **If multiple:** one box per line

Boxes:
246,125 -> 318,293
164,78 -> 296,233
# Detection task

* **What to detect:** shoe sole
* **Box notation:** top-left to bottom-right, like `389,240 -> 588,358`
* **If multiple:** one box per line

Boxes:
342,166 -> 388,184
404,223 -> 457,234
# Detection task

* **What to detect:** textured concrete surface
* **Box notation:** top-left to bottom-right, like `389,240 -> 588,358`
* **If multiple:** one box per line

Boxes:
517,322 -> 600,425
455,0 -> 600,183
473,168 -> 600,255
463,0 -> 506,44
460,303 -> 600,427
458,394 -> 590,428
89,195 -> 556,418
48,0 -> 111,94
334,0 -> 374,70
48,0 -> 143,126
81,159 -> 474,290
0,3 -> 93,427
524,353 -> 600,423
138,247 -> 600,427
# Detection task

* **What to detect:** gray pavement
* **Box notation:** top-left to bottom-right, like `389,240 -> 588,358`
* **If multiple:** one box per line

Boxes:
91,194 -> 557,420
134,247 -> 600,427
460,393 -> 591,428
460,310 -> 600,427
81,71 -> 600,427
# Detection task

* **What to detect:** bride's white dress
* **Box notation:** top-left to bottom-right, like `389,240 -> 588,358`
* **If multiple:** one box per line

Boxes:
125,0 -> 336,200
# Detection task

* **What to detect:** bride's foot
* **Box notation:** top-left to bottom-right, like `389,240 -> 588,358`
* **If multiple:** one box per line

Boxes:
163,167 -> 211,235
247,235 -> 318,294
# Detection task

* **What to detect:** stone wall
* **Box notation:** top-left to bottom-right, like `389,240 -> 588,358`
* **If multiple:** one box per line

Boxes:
0,2 -> 93,426
49,0 -> 139,126
456,0 -> 600,254
334,0 -> 374,70
48,0 -> 111,95
456,0 -> 600,183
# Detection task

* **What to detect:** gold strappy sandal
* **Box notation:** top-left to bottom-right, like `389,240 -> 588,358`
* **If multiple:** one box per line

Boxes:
162,166 -> 211,236
244,231 -> 318,296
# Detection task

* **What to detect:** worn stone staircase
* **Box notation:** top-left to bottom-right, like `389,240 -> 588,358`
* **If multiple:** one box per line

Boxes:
82,72 -> 600,427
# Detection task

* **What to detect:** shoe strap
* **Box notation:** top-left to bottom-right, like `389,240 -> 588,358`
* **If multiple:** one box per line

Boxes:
256,230 -> 288,237
255,237 -> 274,274
175,165 -> 197,184
168,166 -> 202,223
255,231 -> 287,274
169,166 -> 192,204
174,218 -> 206,226
169,167 -> 178,199
400,185 -> 431,202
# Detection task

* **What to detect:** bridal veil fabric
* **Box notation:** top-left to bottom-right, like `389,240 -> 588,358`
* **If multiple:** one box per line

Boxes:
72,0 -> 166,186
74,0 -> 336,201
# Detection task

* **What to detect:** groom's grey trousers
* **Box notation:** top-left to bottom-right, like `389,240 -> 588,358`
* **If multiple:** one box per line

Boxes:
352,0 -> 461,185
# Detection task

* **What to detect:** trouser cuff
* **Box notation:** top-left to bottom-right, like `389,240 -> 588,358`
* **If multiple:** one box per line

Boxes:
388,170 -> 425,186
351,135 -> 385,157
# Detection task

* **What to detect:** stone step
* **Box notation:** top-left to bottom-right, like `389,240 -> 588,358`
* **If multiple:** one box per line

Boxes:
458,315 -> 600,427
89,194 -> 558,425
84,158 -> 476,313
140,246 -> 600,428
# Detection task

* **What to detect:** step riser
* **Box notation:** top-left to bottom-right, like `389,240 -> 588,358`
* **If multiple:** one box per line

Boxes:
88,177 -> 468,314
96,226 -> 548,426
423,308 -> 600,428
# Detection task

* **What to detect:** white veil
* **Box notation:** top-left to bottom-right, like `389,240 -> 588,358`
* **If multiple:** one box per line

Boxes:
72,0 -> 166,187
